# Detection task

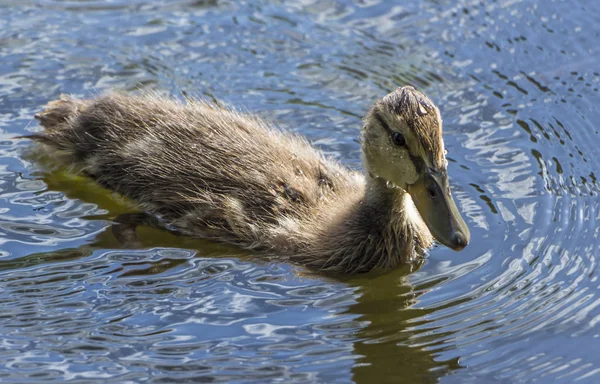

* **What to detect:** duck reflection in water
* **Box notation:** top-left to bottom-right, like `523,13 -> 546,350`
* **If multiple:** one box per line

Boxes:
3,221 -> 460,383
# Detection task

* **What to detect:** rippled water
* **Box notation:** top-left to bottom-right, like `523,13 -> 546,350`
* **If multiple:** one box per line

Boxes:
1,0 -> 599,382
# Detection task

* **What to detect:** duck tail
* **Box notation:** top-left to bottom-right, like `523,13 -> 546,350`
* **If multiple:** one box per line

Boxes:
26,94 -> 89,148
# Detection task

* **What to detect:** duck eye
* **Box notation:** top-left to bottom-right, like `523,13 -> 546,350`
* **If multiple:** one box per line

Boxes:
391,132 -> 406,146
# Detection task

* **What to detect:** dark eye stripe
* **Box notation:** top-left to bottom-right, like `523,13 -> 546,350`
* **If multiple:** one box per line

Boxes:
374,112 -> 392,134
375,112 -> 408,148
409,153 -> 424,173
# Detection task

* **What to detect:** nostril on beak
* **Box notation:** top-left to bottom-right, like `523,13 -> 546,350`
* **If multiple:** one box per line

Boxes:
451,232 -> 469,251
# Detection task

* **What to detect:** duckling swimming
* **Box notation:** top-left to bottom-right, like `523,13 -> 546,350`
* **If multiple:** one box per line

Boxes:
29,86 -> 469,273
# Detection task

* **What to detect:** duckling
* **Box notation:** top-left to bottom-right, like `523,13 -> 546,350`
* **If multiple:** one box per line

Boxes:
29,86 -> 469,273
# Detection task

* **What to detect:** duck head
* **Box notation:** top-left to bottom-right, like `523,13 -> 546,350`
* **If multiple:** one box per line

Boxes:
361,86 -> 470,251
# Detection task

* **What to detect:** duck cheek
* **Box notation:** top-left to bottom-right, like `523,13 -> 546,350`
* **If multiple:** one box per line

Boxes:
390,157 -> 418,189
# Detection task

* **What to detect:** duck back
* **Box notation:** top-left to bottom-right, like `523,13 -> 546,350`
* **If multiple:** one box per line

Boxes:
32,93 -> 365,251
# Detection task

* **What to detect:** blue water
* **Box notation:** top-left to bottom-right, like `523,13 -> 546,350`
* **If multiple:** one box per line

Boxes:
1,0 -> 600,382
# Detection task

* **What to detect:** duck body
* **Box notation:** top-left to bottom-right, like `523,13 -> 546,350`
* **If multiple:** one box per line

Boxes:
31,88 -> 469,273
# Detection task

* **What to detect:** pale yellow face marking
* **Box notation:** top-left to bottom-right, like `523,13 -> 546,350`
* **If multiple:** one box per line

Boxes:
362,86 -> 450,189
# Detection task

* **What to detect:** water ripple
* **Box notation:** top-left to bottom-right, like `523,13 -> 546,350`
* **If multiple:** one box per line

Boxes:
1,0 -> 600,382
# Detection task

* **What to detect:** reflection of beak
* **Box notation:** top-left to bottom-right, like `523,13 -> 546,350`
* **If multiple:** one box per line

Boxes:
407,169 -> 470,251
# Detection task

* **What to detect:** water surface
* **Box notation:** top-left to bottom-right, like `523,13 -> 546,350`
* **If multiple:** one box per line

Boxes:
1,0 -> 599,382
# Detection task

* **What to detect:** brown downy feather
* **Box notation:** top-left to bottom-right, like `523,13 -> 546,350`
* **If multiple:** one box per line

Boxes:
30,92 -> 434,273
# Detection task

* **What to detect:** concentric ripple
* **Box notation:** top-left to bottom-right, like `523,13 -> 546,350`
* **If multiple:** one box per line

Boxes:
0,0 -> 599,383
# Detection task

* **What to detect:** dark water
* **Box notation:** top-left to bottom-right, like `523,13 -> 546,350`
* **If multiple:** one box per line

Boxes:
1,0 -> 599,382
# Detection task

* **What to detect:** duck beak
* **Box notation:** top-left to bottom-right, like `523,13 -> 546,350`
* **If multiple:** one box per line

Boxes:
407,169 -> 470,251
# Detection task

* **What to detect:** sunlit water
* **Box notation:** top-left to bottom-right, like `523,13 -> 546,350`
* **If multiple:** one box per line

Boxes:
1,0 -> 599,382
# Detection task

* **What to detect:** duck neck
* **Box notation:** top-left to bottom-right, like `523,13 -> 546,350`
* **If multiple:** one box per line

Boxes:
362,176 -> 431,267
364,175 -> 401,212
313,175 -> 431,273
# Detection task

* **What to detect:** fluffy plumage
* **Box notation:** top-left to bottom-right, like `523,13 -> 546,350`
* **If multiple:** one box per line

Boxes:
30,89 -> 445,273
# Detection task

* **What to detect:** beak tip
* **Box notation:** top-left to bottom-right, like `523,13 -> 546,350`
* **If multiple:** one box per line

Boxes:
449,231 -> 470,251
